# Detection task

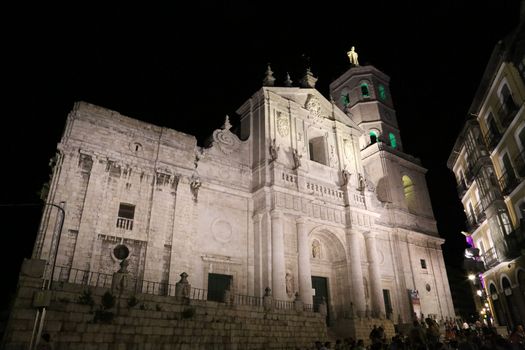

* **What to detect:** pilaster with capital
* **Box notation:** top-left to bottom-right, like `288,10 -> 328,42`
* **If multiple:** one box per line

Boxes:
271,210 -> 287,300
347,230 -> 366,317
296,217 -> 313,304
169,176 -> 196,284
364,231 -> 386,318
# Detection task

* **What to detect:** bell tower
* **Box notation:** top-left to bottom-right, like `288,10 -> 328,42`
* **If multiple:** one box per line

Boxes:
329,51 -> 436,221
329,62 -> 402,152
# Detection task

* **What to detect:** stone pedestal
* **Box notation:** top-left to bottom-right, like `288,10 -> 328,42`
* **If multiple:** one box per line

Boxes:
175,272 -> 191,302
263,287 -> 273,312
111,272 -> 130,293
294,292 -> 304,312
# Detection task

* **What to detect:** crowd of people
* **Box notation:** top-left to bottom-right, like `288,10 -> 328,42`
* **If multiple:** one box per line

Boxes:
308,318 -> 525,350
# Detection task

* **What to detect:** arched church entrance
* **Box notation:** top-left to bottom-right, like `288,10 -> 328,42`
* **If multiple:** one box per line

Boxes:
309,228 -> 350,324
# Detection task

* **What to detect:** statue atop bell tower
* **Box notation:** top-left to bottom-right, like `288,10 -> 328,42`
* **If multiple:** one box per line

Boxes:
347,46 -> 359,66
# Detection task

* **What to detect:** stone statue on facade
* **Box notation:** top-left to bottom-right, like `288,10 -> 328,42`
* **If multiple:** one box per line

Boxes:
190,176 -> 201,202
341,169 -> 351,186
358,173 -> 366,192
292,148 -> 302,170
269,138 -> 279,162
285,273 -> 294,298
347,46 -> 359,66
312,240 -> 321,259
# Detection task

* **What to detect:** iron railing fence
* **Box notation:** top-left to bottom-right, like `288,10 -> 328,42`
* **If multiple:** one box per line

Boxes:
50,266 -> 315,312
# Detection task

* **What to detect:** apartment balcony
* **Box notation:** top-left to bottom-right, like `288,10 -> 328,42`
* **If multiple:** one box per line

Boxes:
456,181 -> 468,197
515,149 -> 525,177
498,169 -> 521,196
465,215 -> 479,232
474,202 -> 486,223
482,128 -> 502,152
464,167 -> 475,185
504,224 -> 525,259
483,246 -> 499,269
116,217 -> 134,230
478,172 -> 503,210
497,96 -> 519,129
465,202 -> 487,232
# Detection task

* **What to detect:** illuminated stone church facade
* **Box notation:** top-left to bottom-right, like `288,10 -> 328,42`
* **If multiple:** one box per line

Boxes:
36,62 -> 455,324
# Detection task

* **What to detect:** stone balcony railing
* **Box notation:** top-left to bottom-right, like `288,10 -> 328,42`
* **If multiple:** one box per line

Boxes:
116,217 -> 133,230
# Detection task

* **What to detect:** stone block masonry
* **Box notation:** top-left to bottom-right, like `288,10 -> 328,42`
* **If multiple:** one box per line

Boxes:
2,259 -> 327,349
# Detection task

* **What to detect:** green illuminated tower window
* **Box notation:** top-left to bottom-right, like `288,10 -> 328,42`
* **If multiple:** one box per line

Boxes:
370,130 -> 378,144
341,93 -> 350,107
389,133 -> 397,148
361,83 -> 369,97
379,84 -> 387,100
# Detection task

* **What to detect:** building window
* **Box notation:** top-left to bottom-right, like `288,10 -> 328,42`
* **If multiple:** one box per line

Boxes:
518,125 -> 525,150
378,84 -> 387,100
502,153 -> 517,184
341,93 -> 350,107
361,83 -> 370,98
370,130 -> 378,144
389,133 -> 397,148
403,175 -> 417,213
420,259 -> 427,269
309,136 -> 328,165
500,84 -> 516,112
497,208 -> 512,235
116,203 -> 135,230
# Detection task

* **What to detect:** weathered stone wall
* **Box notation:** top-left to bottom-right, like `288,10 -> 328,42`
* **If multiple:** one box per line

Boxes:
3,260 -> 327,350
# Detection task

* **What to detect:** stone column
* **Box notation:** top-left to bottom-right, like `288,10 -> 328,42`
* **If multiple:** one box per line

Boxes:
364,231 -> 386,318
348,230 -> 366,317
271,210 -> 287,300
296,217 -> 313,304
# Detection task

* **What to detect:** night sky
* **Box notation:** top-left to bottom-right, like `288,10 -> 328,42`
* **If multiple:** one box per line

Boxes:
1,2 -> 522,311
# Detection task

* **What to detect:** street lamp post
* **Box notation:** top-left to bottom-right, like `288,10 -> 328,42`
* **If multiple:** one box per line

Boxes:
0,202 -> 65,350
28,202 -> 65,350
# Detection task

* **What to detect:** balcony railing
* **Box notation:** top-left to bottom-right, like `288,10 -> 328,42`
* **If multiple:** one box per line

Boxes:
504,226 -> 525,259
498,169 -> 520,196
50,266 -> 315,312
515,149 -> 525,178
116,217 -> 133,230
457,181 -> 468,198
465,202 -> 487,232
482,128 -> 502,152
483,246 -> 499,269
474,201 -> 486,223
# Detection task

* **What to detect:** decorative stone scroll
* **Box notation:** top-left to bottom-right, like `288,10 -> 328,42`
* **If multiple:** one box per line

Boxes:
212,115 -> 241,155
